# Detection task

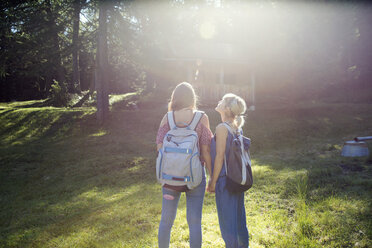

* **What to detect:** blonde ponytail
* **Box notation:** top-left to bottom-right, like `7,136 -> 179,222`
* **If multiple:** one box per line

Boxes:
235,115 -> 245,128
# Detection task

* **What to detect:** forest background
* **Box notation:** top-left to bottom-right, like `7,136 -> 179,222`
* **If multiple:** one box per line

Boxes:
1,0 -> 371,107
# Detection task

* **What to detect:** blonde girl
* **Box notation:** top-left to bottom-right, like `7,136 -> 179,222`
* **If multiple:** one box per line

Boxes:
207,93 -> 249,248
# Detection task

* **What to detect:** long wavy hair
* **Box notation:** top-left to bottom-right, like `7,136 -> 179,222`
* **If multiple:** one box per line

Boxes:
168,82 -> 198,111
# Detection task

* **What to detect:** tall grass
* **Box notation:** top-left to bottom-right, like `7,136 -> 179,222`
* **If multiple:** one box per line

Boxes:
296,173 -> 309,201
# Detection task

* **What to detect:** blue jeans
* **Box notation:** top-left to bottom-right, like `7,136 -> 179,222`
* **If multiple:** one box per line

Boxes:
215,176 -> 249,248
158,175 -> 206,248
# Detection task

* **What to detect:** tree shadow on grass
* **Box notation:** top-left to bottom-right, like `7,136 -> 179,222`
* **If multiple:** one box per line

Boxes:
0,148 -> 163,247
0,108 -> 178,247
0,108 -> 92,146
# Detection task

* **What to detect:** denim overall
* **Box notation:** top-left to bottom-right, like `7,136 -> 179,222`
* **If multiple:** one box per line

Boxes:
211,131 -> 249,248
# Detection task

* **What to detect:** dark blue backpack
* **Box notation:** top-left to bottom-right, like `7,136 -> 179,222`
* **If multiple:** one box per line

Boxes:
223,123 -> 253,193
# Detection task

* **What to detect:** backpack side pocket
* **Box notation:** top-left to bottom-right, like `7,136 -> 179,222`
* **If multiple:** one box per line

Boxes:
187,152 -> 203,189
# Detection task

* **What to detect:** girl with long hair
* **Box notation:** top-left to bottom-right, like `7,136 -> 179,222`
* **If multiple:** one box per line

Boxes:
156,82 -> 213,248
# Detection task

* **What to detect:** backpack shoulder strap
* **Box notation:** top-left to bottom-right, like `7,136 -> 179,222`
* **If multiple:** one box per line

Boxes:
167,111 -> 176,130
238,127 -> 243,135
188,111 -> 204,131
223,122 -> 237,135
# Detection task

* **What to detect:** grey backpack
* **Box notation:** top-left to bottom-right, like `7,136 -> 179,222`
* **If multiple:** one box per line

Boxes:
156,111 -> 204,190
223,123 -> 253,193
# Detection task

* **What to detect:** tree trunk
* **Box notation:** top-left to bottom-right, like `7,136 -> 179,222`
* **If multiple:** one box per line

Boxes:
45,0 -> 65,90
96,2 -> 109,125
72,0 -> 81,93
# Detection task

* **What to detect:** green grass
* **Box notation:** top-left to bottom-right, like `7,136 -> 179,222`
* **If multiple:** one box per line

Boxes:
0,100 -> 371,247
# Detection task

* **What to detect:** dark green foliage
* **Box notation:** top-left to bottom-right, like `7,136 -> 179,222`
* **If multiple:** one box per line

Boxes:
1,1 -> 372,103
49,80 -> 69,107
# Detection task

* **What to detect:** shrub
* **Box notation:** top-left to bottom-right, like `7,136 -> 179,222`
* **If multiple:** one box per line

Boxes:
49,80 -> 69,107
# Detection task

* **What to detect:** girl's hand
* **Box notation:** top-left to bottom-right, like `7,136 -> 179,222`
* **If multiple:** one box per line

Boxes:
207,179 -> 216,193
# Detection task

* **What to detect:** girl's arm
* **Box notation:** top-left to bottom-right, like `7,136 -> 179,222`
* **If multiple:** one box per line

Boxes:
201,144 -> 212,176
156,114 -> 168,151
200,114 -> 212,176
157,143 -> 162,151
208,124 -> 228,193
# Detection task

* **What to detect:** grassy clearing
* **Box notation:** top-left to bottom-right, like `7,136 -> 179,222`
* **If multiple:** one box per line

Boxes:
0,100 -> 371,247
